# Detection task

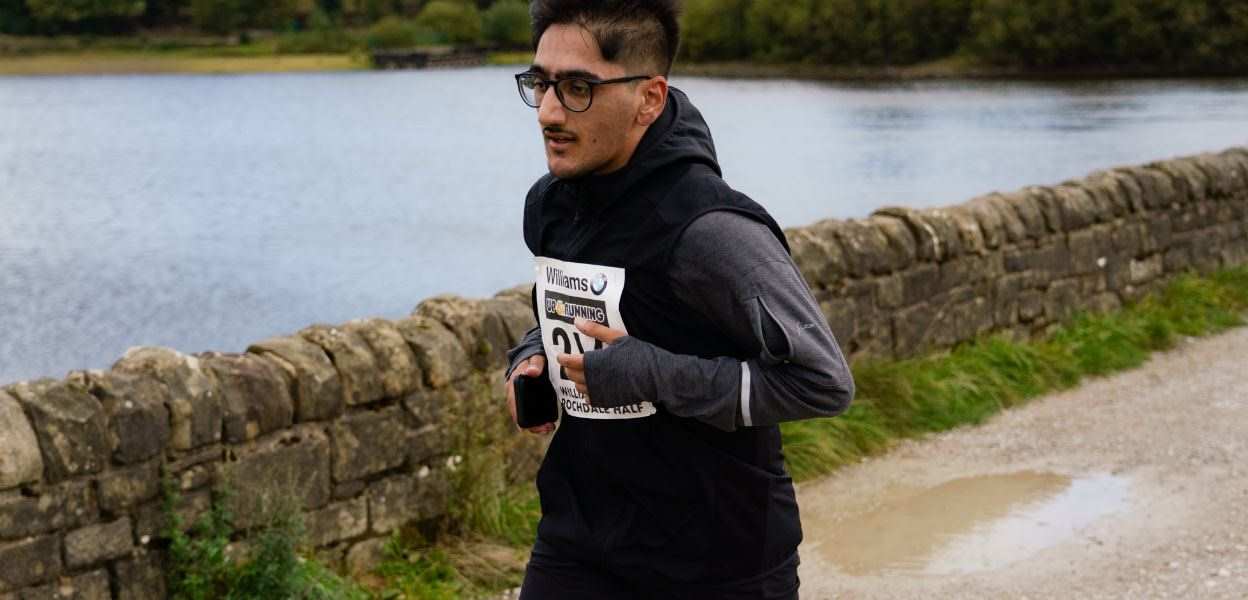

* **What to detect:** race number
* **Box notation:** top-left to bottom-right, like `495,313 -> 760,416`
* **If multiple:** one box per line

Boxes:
534,256 -> 656,420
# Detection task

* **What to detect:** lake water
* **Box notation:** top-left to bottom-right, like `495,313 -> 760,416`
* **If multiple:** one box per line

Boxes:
2,67 -> 1247,384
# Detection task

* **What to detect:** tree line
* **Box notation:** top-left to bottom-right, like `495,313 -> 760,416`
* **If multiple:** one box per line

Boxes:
2,0 -> 1246,72
684,0 -> 1248,72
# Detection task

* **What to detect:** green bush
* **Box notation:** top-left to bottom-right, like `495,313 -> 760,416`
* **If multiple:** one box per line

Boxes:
482,0 -> 530,48
163,479 -> 367,600
24,0 -> 145,22
365,15 -> 441,49
415,0 -> 482,45
681,0 -> 751,61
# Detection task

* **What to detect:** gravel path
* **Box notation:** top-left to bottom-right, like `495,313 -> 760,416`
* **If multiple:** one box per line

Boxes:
796,325 -> 1248,599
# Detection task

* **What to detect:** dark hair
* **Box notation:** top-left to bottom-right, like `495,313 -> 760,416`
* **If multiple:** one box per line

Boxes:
530,0 -> 681,76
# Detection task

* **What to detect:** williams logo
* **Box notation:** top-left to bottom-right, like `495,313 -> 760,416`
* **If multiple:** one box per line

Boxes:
546,266 -> 589,292
544,291 -> 609,326
590,273 -> 608,295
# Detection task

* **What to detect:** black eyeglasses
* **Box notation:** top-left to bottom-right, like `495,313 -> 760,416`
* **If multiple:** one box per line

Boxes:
515,72 -> 654,113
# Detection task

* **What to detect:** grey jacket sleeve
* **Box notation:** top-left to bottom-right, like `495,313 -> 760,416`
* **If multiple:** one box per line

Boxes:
504,325 -> 545,381
583,210 -> 854,431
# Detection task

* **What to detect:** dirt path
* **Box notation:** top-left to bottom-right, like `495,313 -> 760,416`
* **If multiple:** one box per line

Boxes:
796,326 -> 1248,599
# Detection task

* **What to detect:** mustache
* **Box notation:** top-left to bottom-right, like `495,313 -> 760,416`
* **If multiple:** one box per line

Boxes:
543,126 -> 576,139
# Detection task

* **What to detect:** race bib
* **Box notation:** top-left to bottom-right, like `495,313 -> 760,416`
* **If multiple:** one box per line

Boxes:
534,256 -> 656,420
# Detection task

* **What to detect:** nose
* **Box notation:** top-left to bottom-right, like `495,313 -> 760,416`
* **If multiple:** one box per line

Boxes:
537,86 -> 566,128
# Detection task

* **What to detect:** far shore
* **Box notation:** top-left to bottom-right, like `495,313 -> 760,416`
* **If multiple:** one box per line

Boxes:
2,48 -> 1246,80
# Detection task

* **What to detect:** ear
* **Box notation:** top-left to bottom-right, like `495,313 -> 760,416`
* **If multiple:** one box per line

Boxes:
636,76 -> 669,127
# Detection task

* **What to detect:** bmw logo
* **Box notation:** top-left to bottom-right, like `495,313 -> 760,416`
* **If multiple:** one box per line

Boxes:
590,273 -> 608,295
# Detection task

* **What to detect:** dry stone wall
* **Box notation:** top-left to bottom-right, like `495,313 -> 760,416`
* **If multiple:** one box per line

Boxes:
0,147 -> 1245,598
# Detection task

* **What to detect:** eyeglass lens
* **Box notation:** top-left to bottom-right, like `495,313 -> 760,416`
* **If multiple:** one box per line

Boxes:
518,76 -> 594,112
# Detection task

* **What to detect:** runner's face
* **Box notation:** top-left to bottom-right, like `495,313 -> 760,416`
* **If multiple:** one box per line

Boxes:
530,24 -> 640,179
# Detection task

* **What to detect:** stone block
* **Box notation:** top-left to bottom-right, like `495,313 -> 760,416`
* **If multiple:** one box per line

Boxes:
10,380 -> 109,484
133,489 -> 210,541
1019,291 -> 1045,322
0,481 -> 96,541
111,549 -> 165,600
96,460 -> 161,516
1043,280 -> 1081,323
220,425 -> 330,530
1051,185 -> 1099,231
0,391 -> 42,491
1021,186 -> 1066,233
997,190 -> 1047,239
829,219 -> 895,276
71,370 -> 170,465
1086,292 -> 1122,315
1074,173 -> 1130,220
0,536 -> 61,592
345,536 -> 388,578
870,215 -> 918,268
940,253 -> 992,290
64,518 -> 133,569
872,206 -> 962,262
900,263 -> 941,307
1129,255 -> 1164,285
993,273 -> 1026,327
19,569 -> 110,600
330,407 -> 409,482
366,469 -> 450,535
485,292 -> 539,347
875,274 -> 904,309
304,497 -> 368,548
247,335 -> 344,422
198,352 -> 293,444
113,347 -> 222,451
393,316 -> 471,388
1067,227 -> 1111,275
413,295 -> 514,372
1150,158 -> 1208,204
891,302 -> 937,358
301,324 -> 386,407
786,224 -> 848,287
963,195 -> 1010,248
1163,245 -> 1192,272
943,205 -> 988,255
344,319 -> 423,399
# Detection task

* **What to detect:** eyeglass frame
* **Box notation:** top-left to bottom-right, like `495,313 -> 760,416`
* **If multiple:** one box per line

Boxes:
514,72 -> 655,113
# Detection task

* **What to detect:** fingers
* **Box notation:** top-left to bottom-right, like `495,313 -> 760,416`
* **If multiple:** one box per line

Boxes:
574,317 -> 626,344
525,354 -> 546,376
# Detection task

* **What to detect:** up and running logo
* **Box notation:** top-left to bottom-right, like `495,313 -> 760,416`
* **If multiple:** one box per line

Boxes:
544,266 -> 610,326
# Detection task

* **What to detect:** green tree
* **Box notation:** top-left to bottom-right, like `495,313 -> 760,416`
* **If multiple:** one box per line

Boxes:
482,0 -> 529,48
415,0 -> 481,45
681,0 -> 751,61
23,0 -> 145,22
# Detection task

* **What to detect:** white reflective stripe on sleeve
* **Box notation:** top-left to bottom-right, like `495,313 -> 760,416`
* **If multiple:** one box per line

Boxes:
740,361 -> 753,427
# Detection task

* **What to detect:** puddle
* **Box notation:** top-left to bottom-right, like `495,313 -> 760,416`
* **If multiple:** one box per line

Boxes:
811,471 -> 1130,576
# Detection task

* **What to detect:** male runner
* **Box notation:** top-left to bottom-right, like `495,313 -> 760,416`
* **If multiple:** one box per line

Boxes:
503,1 -> 856,598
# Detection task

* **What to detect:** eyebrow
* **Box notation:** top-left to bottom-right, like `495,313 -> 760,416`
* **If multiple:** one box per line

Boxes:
527,63 -> 603,80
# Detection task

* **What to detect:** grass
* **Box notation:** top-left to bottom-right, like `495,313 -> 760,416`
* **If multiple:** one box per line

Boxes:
780,265 -> 1248,481
0,51 -> 367,75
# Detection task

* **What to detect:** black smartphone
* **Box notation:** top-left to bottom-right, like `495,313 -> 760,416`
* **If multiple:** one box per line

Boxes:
515,373 -> 558,428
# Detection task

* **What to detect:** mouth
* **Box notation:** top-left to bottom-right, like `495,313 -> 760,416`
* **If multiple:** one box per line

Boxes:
544,132 -> 576,150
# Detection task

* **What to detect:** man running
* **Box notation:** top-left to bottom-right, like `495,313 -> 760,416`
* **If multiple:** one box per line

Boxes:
503,1 -> 856,598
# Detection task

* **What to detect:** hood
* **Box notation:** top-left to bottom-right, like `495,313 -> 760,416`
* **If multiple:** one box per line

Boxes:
561,87 -> 721,211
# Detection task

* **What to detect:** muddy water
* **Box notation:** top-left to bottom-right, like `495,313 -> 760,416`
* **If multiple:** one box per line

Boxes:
810,472 -> 1130,576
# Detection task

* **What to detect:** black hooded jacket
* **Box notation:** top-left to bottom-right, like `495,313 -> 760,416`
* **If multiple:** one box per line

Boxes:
521,87 -> 802,584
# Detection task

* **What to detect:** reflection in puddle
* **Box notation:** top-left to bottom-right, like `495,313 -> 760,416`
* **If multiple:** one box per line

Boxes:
813,472 -> 1130,576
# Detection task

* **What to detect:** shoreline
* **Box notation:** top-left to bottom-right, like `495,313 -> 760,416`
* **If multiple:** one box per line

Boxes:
3,49 -> 1247,80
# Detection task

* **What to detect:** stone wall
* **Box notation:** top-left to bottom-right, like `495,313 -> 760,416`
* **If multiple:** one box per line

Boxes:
1,147 -> 1245,598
